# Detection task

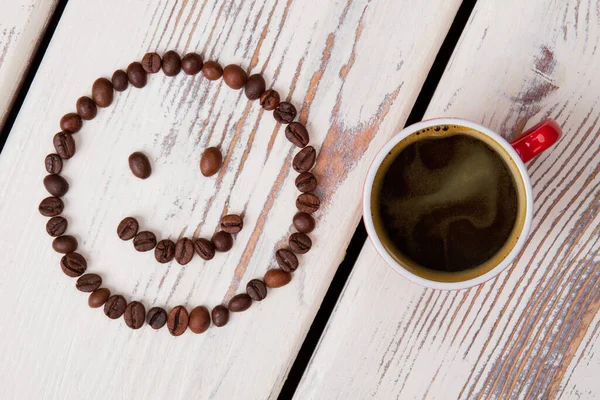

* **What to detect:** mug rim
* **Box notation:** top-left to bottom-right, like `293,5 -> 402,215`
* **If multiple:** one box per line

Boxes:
363,117 -> 533,290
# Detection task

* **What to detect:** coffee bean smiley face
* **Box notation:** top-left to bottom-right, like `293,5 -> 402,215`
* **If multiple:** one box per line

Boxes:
40,51 -> 321,335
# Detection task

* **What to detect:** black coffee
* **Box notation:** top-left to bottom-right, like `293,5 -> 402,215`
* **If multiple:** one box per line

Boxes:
376,132 -> 519,272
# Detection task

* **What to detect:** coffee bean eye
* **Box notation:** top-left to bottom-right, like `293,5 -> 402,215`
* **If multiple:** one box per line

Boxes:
200,147 -> 222,177
128,151 -> 152,179
40,51 -> 319,334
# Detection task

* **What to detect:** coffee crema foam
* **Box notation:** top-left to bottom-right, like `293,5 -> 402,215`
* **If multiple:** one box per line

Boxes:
374,128 -> 520,274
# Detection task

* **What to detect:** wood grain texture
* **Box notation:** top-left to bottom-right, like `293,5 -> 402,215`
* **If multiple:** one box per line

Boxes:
0,0 -> 57,129
295,0 -> 600,399
0,0 -> 463,398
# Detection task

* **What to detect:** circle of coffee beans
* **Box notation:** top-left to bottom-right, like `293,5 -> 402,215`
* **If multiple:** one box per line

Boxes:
39,50 -> 320,335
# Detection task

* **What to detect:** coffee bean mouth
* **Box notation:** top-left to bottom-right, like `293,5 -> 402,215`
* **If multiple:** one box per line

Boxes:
39,51 -> 322,335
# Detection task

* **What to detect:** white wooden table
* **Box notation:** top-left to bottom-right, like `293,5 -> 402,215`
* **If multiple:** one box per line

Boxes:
0,0 -> 57,128
1,0 -> 599,399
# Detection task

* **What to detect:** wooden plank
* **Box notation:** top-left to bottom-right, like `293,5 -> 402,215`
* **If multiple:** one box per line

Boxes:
556,310 -> 600,399
295,0 -> 600,398
0,0 -> 58,129
0,0 -> 463,398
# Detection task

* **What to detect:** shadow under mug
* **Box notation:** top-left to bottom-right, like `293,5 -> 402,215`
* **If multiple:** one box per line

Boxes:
363,118 -> 562,290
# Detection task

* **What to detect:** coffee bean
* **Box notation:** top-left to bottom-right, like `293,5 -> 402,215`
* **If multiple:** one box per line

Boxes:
295,172 -> 317,192
275,249 -> 299,272
211,305 -> 229,327
223,64 -> 247,90
212,231 -> 233,252
45,154 -> 63,174
127,62 -> 147,88
104,295 -> 127,319
39,196 -> 64,216
293,212 -> 316,233
46,216 -> 67,237
168,305 -> 189,336
289,232 -> 312,254
76,96 -> 97,120
60,113 -> 82,133
53,131 -> 75,159
193,238 -> 215,260
128,151 -> 152,179
181,52 -> 203,75
43,174 -> 69,197
133,231 -> 157,252
52,235 -> 78,253
189,306 -> 211,334
228,293 -> 252,312
246,279 -> 267,301
124,301 -> 146,329
221,214 -> 243,234
111,69 -> 129,91
155,239 -> 176,263
92,77 -> 113,108
200,147 -> 222,177
76,273 -> 102,292
116,218 -> 138,242
142,52 -> 161,73
260,89 -> 280,111
264,269 -> 292,288
293,146 -> 316,173
245,74 -> 265,100
273,102 -> 297,124
202,61 -> 223,80
60,252 -> 87,277
146,307 -> 168,329
89,288 -> 110,308
162,51 -> 181,76
296,193 -> 320,213
175,238 -> 194,265
285,122 -> 309,148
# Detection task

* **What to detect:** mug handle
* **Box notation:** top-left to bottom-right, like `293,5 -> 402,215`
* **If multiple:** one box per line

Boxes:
510,119 -> 562,163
